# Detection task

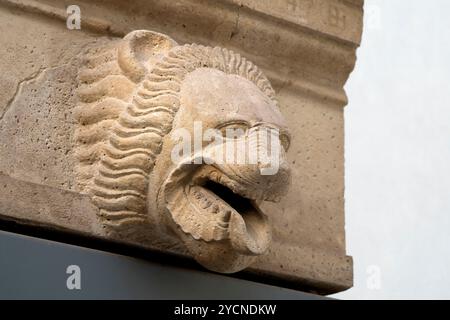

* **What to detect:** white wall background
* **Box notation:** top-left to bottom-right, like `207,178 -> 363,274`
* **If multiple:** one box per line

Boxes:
333,0 -> 450,299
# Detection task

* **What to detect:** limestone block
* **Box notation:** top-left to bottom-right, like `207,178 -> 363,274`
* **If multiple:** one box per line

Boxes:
0,0 -> 363,294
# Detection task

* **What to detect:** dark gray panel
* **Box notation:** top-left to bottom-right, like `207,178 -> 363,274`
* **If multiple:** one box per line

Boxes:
0,230 -> 324,300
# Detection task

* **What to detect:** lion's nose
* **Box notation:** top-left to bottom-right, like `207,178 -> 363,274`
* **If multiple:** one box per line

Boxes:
225,141 -> 291,201
254,148 -> 291,201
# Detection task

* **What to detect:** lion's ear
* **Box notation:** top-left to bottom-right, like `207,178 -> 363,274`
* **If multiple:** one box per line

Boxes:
118,30 -> 178,82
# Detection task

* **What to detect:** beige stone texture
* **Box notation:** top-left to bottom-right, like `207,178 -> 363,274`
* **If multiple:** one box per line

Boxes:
0,0 -> 363,294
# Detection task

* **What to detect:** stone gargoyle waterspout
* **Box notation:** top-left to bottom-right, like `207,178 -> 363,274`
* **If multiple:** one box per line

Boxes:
74,30 -> 291,273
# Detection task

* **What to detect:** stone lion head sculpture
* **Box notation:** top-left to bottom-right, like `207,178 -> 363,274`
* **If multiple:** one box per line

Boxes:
75,30 -> 291,273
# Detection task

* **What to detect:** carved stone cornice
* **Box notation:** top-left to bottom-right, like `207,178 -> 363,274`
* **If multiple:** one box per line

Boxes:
0,0 -> 364,294
0,0 -> 363,104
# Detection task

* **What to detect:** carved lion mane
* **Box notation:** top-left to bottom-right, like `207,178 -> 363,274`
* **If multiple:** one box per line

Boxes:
74,31 -> 278,231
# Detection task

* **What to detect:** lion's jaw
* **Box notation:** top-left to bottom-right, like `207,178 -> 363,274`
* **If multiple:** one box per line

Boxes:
159,146 -> 290,273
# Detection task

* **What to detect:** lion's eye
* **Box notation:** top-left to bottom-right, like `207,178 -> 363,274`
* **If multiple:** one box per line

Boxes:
217,122 -> 250,139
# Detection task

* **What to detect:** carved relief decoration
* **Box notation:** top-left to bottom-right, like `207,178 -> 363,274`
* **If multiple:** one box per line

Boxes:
75,30 -> 291,273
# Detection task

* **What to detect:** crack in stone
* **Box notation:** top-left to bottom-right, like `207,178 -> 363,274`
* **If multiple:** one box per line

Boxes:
0,41 -> 93,123
229,5 -> 242,40
0,66 -> 46,123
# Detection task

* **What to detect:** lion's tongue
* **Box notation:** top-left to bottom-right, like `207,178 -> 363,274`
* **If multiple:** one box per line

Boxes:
163,156 -> 270,256
188,184 -> 270,255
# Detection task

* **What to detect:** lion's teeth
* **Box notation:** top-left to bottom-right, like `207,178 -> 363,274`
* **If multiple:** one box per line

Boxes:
213,226 -> 228,240
201,199 -> 212,209
221,210 -> 231,222
218,221 -> 229,228
211,204 -> 219,214
194,190 -> 202,199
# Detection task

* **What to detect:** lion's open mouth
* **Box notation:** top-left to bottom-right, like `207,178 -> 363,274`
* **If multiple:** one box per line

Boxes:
163,165 -> 272,257
160,141 -> 290,272
188,178 -> 264,242
203,180 -> 260,235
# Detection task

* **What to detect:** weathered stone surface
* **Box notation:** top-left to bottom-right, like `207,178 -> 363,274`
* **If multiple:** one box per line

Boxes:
72,30 -> 291,273
0,0 -> 363,294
